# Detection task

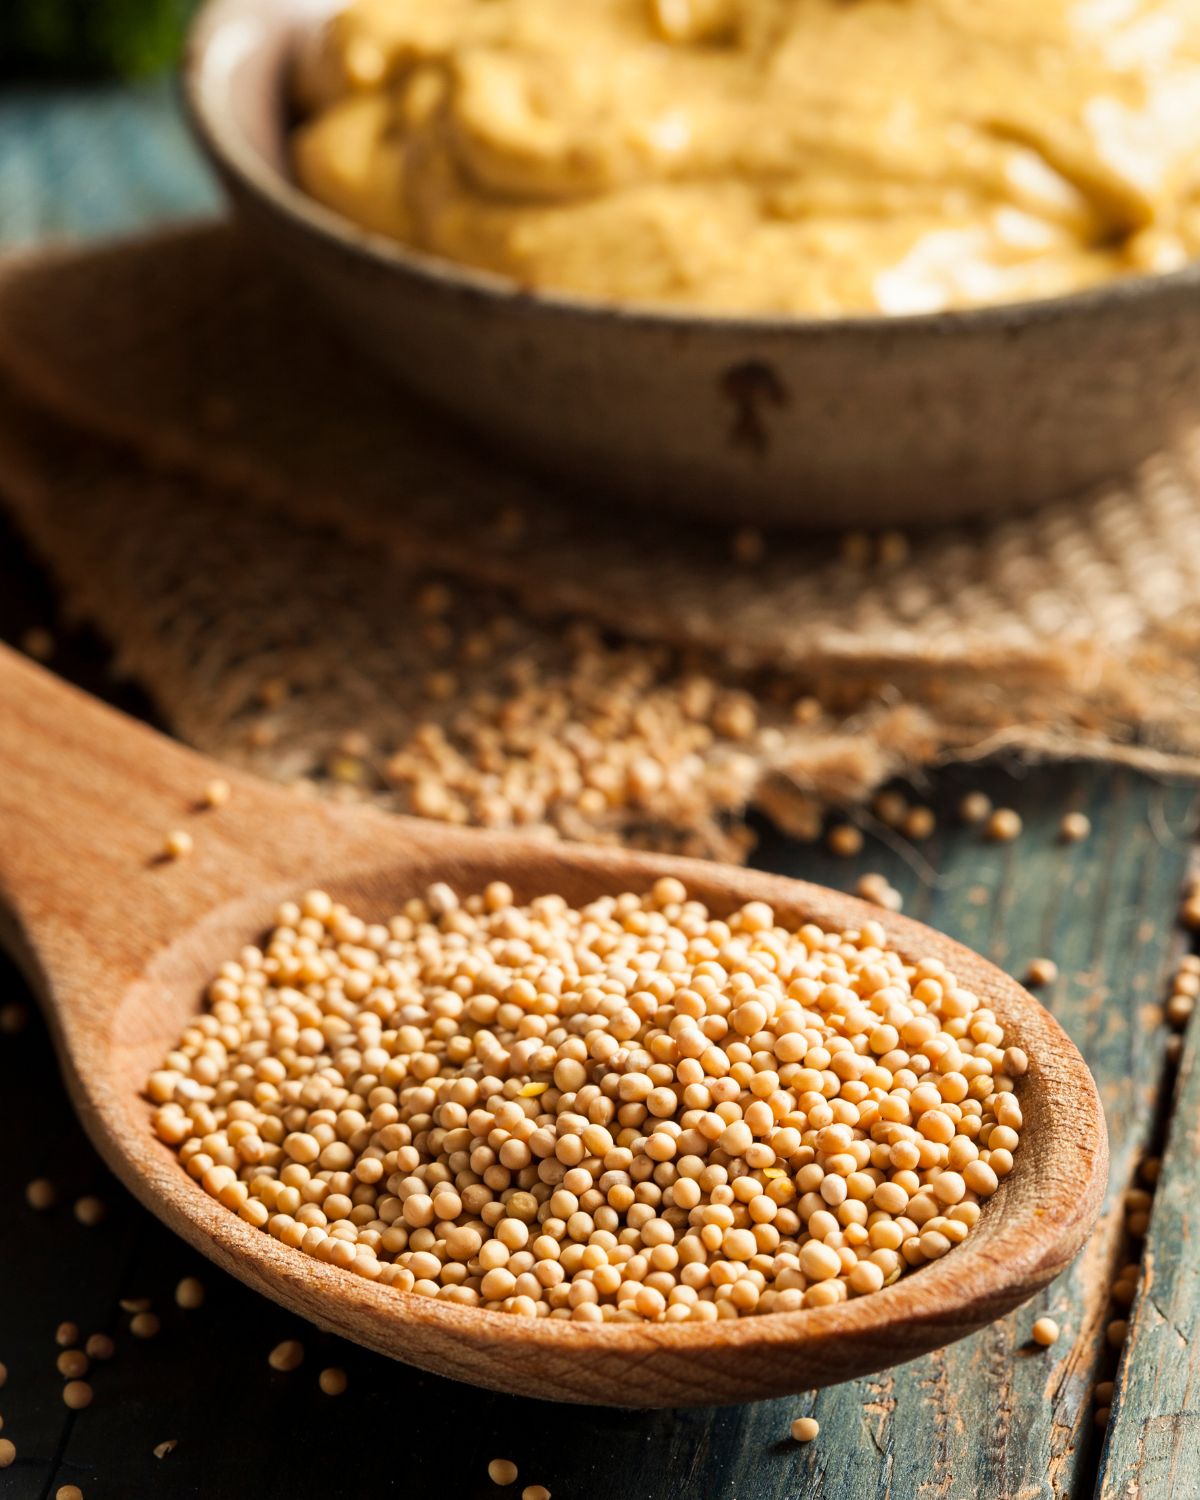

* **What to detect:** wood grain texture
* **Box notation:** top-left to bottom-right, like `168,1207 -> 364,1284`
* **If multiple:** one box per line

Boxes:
2,76 -> 1200,1499
0,645 -> 1107,1409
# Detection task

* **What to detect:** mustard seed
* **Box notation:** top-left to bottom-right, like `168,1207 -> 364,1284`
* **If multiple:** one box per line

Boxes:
1166,993 -> 1194,1028
130,1314 -> 160,1340
827,823 -> 863,857
84,1335 -> 114,1361
1140,1157 -> 1162,1186
0,1439 -> 15,1468
790,1417 -> 820,1442
872,790 -> 908,827
118,1299 -> 150,1315
0,1362 -> 7,1387
958,792 -> 992,826
1095,1407 -> 1111,1430
73,1197 -> 105,1227
57,1350 -> 88,1379
0,1002 -> 29,1035
153,1440 -> 177,1459
318,1367 -> 347,1396
522,1487 -> 551,1500
1025,959 -> 1058,988
164,830 -> 193,860
149,884 -> 1028,1323
1107,1319 -> 1129,1348
902,807 -> 936,841
62,1381 -> 92,1410
20,626 -> 55,661
174,1278 -> 205,1310
489,1459 -> 519,1486
26,1178 -> 56,1210
202,778 -> 231,809
1095,1381 -> 1114,1405
1032,1317 -> 1060,1347
56,1323 -> 79,1347
985,808 -> 1022,842
1059,812 -> 1091,844
855,873 -> 902,911
268,1340 -> 304,1372
57,1487 -> 84,1500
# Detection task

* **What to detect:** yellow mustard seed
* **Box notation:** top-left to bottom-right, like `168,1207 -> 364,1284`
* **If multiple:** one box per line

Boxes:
174,1278 -> 205,1311
0,1362 -> 7,1387
84,1335 -> 114,1362
153,1440 -> 177,1459
318,1367 -> 348,1396
1025,958 -> 1058,987
149,884 -> 1028,1324
1032,1317 -> 1060,1347
268,1340 -> 304,1373
62,1381 -> 93,1410
1166,993 -> 1194,1028
1107,1319 -> 1129,1349
73,1197 -> 105,1228
56,1486 -> 84,1500
1059,812 -> 1091,844
26,1178 -> 56,1210
1095,1381 -> 1114,1406
489,1459 -> 519,1486
130,1313 -> 160,1340
827,823 -> 863,857
958,791 -> 992,825
118,1298 -> 150,1315
871,790 -> 907,827
985,808 -> 1022,843
790,1417 -> 820,1443
57,1350 -> 89,1379
202,778 -> 231,809
0,1439 -> 15,1468
523,1488 -> 552,1500
56,1323 -> 79,1348
902,806 -> 936,841
164,830 -> 193,860
1095,1407 -> 1111,1430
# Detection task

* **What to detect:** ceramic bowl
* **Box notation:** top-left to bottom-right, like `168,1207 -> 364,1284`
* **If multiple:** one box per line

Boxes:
185,0 -> 1200,527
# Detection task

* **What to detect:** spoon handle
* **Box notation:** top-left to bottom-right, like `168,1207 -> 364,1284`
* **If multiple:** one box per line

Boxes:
0,646 -> 437,1022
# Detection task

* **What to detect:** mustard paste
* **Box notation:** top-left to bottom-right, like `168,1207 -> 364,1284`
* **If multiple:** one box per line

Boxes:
292,0 -> 1200,316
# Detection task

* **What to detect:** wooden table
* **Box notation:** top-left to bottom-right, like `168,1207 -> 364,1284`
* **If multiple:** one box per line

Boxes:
1,81 -> 1198,1500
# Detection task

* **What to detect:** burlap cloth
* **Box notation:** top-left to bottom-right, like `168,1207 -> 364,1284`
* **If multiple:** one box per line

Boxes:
2,224 -> 1199,859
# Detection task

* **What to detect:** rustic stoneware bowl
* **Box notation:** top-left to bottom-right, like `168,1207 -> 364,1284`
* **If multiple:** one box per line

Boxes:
185,0 -> 1200,528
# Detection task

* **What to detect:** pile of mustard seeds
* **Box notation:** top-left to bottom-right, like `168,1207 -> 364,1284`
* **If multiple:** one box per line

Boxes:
147,883 -> 1026,1321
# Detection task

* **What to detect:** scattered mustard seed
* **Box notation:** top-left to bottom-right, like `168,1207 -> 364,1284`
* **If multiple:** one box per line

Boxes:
1059,812 -> 1091,844
268,1340 -> 304,1373
149,885 -> 1028,1322
1032,1317 -> 1060,1347
1166,1034 -> 1184,1065
1095,1381 -> 1114,1406
130,1313 -> 160,1340
318,1367 -> 348,1396
153,1440 -> 178,1459
902,807 -> 936,841
1107,1319 -> 1129,1349
73,1197 -> 105,1228
1025,959 -> 1058,988
62,1381 -> 93,1410
118,1299 -> 150,1315
202,778 -> 231,809
985,808 -> 1022,843
1140,1158 -> 1162,1186
790,1417 -> 820,1443
174,1278 -> 205,1311
855,873 -> 903,912
56,1323 -> 79,1348
1166,993 -> 1194,1028
0,1362 -> 7,1387
57,1486 -> 84,1500
522,1488 -> 551,1500
1095,1407 -> 1111,1430
57,1350 -> 88,1379
958,791 -> 992,826
489,1459 -> 519,1486
0,1439 -> 15,1468
163,830 -> 194,860
827,822 -> 863,857
871,790 -> 907,827
20,626 -> 55,662
26,1178 -> 56,1210
84,1335 -> 114,1362
0,1002 -> 29,1035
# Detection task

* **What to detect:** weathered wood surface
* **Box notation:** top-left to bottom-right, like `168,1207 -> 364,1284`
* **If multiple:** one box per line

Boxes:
2,77 -> 1200,1500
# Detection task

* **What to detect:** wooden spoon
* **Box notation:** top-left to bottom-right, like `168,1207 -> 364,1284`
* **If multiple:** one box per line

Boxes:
0,647 -> 1107,1408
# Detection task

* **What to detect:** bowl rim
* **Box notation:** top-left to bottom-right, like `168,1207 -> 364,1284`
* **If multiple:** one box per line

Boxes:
183,0 -> 1200,341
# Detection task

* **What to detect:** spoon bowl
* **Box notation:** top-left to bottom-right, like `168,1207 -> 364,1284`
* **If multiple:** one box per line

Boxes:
0,648 -> 1107,1406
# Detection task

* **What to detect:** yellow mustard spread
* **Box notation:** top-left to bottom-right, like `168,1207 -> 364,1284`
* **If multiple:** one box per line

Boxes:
292,0 -> 1200,316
